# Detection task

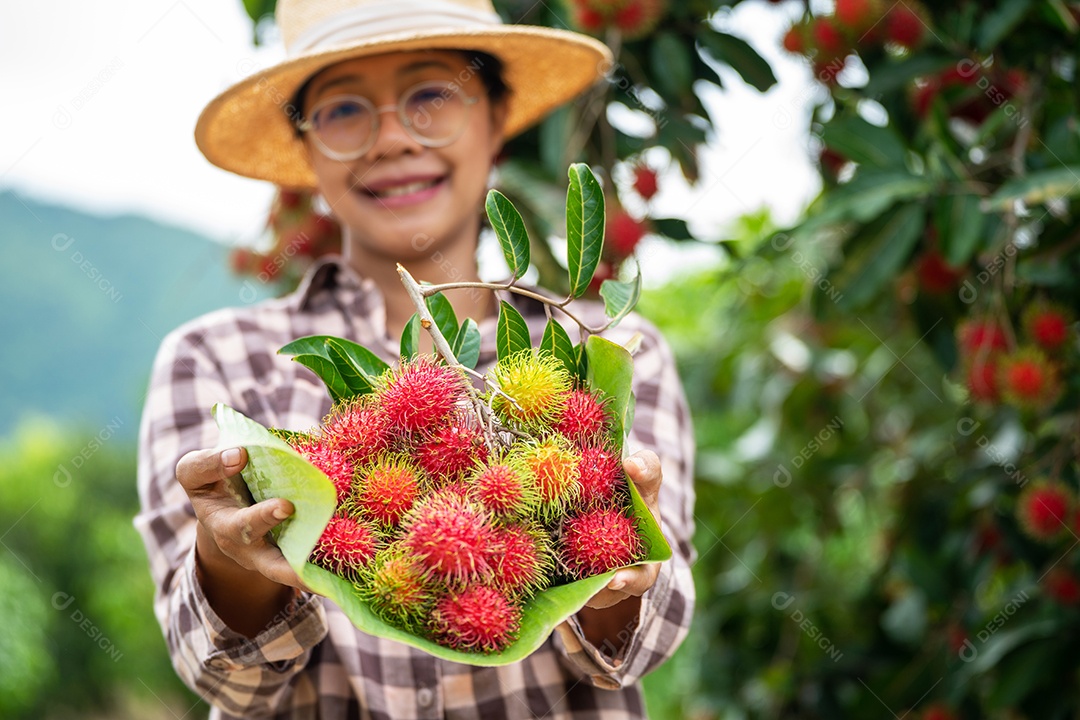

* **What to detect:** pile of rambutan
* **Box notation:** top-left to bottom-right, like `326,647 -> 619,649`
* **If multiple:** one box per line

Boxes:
274,350 -> 648,654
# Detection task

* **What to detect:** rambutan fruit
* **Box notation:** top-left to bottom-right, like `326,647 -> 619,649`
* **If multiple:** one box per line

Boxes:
835,0 -> 880,35
1023,302 -> 1072,352
576,445 -> 626,505
489,349 -> 571,430
378,356 -> 467,433
1016,482 -> 1072,542
921,704 -> 957,720
322,399 -> 391,464
966,357 -> 999,404
513,440 -> 581,519
417,419 -> 489,481
916,250 -> 964,294
632,164 -> 659,201
554,387 -> 611,443
357,546 -> 436,631
431,585 -> 521,653
1042,566 -> 1080,606
957,318 -> 1008,356
811,17 -> 848,59
560,506 -> 645,579
489,522 -> 553,596
612,0 -> 667,39
354,455 -> 424,527
819,147 -> 848,178
782,24 -> 806,55
469,462 -> 536,516
998,348 -> 1062,411
572,5 -> 606,33
606,209 -> 649,257
402,491 -> 496,585
311,515 -> 379,579
885,4 -> 927,49
289,436 -> 356,505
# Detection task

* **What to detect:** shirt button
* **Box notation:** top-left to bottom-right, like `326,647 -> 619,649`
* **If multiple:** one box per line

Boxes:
416,687 -> 435,708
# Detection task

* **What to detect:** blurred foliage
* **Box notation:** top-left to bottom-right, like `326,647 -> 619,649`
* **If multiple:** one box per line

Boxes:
0,421 -> 199,719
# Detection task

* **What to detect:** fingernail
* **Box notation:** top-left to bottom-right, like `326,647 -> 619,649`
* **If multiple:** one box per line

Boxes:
221,447 -> 241,467
272,505 -> 290,521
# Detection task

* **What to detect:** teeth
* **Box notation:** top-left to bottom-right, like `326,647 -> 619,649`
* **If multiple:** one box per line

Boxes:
373,179 -> 438,198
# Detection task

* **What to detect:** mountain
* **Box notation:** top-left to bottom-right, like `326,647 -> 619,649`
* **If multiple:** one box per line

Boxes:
0,190 -> 271,438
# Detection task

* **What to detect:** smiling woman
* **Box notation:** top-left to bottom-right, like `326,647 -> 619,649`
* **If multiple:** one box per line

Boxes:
135,1 -> 697,718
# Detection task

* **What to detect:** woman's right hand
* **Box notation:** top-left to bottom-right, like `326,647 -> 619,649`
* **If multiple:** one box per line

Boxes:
176,446 -> 308,635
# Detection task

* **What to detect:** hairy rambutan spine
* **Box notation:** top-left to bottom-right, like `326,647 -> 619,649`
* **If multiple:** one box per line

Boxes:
468,461 -> 537,516
560,506 -> 645,579
489,521 -> 553,597
576,444 -> 626,505
417,417 -> 489,481
430,585 -> 521,653
352,455 -> 425,527
288,435 -> 357,505
402,491 -> 497,585
488,349 -> 572,430
511,439 -> 581,521
322,398 -> 392,464
554,387 -> 611,444
377,356 -> 468,433
356,545 -> 437,632
310,514 -> 379,579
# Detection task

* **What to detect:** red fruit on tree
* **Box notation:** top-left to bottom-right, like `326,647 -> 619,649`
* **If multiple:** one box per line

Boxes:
916,249 -> 964,294
966,358 -> 999,404
1016,482 -> 1072,542
431,585 -> 521,653
835,0 -> 879,34
811,17 -> 848,59
1042,567 -> 1080,606
998,349 -> 1061,411
606,209 -> 648,257
573,6 -> 606,32
632,164 -> 659,200
957,318 -> 1009,355
782,25 -> 805,54
560,506 -> 644,578
921,704 -> 957,720
611,0 -> 667,39
1023,302 -> 1072,352
886,5 -> 926,49
819,147 -> 848,177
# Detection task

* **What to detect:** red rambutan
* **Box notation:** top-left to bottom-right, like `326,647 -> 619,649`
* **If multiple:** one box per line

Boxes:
573,5 -> 606,32
916,250 -> 964,294
966,357 -> 999,403
311,515 -> 379,578
576,445 -> 626,505
322,399 -> 391,464
998,348 -> 1061,411
561,506 -> 645,579
554,388 -> 611,443
957,318 -> 1009,356
782,25 -> 805,55
378,356 -> 466,433
417,420 -> 489,481
357,546 -> 436,631
469,462 -> 536,516
1023,302 -> 1072,352
611,0 -> 667,39
835,0 -> 879,35
515,440 -> 581,519
489,522 -> 553,596
354,456 -> 424,526
431,585 -> 521,653
290,436 -> 356,505
403,491 -> 496,584
1016,482 -> 1072,542
886,5 -> 926,49
632,164 -> 659,200
921,704 -> 957,720
606,208 -> 649,257
811,17 -> 848,59
1042,566 -> 1080,606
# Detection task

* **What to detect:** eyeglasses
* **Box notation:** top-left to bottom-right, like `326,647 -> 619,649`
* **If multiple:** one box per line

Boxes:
297,80 -> 480,161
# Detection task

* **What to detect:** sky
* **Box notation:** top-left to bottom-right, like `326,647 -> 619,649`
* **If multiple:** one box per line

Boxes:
0,0 -> 824,277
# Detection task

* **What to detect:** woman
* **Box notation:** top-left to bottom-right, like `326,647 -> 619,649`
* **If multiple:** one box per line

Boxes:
136,0 -> 696,717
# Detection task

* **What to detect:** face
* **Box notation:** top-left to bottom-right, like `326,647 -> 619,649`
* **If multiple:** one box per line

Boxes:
300,50 -> 507,264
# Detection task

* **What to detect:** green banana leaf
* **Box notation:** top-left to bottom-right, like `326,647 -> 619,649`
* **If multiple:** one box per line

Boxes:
210,336 -> 671,666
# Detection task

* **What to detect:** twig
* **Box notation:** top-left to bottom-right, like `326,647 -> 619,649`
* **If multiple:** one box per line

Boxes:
417,279 -> 611,334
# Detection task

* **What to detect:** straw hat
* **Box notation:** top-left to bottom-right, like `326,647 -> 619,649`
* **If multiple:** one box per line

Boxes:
194,0 -> 612,188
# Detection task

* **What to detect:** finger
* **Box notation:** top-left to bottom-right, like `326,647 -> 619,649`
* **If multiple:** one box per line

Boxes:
176,446 -> 248,493
583,587 -> 631,609
624,450 -> 661,504
228,498 -> 295,548
249,549 -> 310,591
584,564 -> 660,609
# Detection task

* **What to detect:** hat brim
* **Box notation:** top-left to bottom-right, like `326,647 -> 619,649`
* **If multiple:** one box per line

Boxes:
194,26 -> 612,188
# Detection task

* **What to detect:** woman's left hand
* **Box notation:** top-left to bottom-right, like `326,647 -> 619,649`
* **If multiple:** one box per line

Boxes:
583,450 -> 663,609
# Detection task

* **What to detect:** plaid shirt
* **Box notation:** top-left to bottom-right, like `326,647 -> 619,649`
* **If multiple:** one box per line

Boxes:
135,256 -> 696,720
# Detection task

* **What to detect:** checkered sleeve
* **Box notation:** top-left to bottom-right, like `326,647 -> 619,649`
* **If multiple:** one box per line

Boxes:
553,316 -> 697,689
134,319 -> 329,716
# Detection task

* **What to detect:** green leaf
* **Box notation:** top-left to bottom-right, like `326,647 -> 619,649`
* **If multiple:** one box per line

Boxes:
585,335 -> 635,443
279,335 -> 336,359
935,193 -> 986,265
496,301 -> 531,361
1045,0 -> 1080,32
540,319 -> 577,377
651,31 -> 693,98
486,190 -> 531,280
793,170 -> 934,240
213,402 -> 670,667
862,54 -> 956,97
573,342 -> 589,382
425,292 -> 459,343
566,163 -> 605,298
978,0 -> 1033,50
452,318 -> 481,370
324,338 -> 389,397
820,117 -> 908,169
292,355 -> 350,403
599,262 -> 642,327
400,313 -> 421,360
696,29 -> 777,92
652,217 -> 694,241
837,203 -> 926,309
213,403 -> 335,561
986,166 -> 1080,209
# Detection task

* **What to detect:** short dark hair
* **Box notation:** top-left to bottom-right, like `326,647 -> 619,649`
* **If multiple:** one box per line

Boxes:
289,49 -> 509,139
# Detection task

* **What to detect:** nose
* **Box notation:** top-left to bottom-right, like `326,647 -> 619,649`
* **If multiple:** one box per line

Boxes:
363,103 -> 423,160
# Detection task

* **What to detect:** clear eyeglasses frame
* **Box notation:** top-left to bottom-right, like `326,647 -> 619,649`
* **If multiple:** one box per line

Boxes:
296,80 -> 480,161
